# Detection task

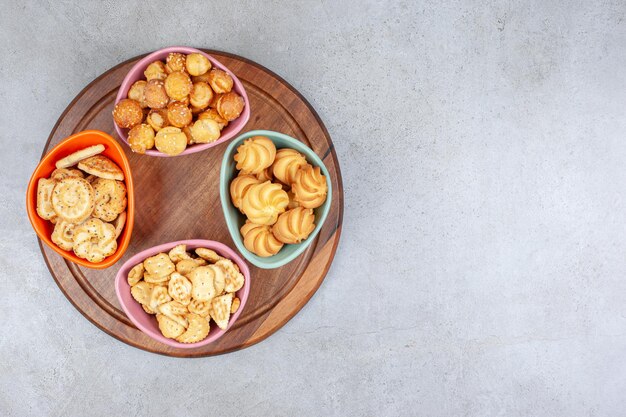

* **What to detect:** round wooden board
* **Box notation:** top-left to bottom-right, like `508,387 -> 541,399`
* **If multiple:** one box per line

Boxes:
39,50 -> 343,357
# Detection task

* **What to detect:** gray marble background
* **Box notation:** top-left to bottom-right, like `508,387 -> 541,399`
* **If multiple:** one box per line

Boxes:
1,1 -> 625,416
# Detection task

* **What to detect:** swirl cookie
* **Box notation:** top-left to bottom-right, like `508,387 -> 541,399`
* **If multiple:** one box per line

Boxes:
292,165 -> 328,209
241,181 -> 289,225
234,136 -> 277,175
229,174 -> 261,212
272,207 -> 316,244
240,221 -> 284,257
272,148 -> 310,185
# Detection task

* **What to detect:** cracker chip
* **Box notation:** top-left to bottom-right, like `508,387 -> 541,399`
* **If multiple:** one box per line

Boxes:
188,299 -> 211,317
144,253 -> 175,279
158,301 -> 189,328
168,244 -> 192,263
168,272 -> 192,305
175,314 -> 210,343
216,259 -> 245,293
157,314 -> 185,339
127,263 -> 144,286
231,297 -> 241,314
130,281 -> 155,305
210,293 -> 233,330
195,248 -> 225,263
188,266 -> 217,302
175,258 -> 204,275
149,286 -> 172,311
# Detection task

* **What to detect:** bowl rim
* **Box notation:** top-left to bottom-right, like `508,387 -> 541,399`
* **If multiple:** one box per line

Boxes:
114,239 -> 250,348
114,46 -> 251,157
26,129 -> 134,269
219,129 -> 333,269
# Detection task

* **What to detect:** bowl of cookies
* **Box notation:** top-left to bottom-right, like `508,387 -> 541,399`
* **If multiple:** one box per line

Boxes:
112,46 -> 250,157
220,130 -> 332,269
26,130 -> 134,269
115,240 -> 249,347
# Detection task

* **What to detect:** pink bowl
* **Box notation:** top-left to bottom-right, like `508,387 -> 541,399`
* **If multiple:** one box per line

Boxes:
114,46 -> 251,157
115,239 -> 250,348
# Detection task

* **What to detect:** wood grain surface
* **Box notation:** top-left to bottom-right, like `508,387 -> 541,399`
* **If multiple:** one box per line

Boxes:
38,50 -> 343,357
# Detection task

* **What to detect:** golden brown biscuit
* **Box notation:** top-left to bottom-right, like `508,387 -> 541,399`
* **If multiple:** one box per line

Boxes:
166,101 -> 193,128
271,207 -> 315,244
164,71 -> 193,101
91,178 -> 127,222
112,99 -> 143,128
292,165 -> 328,208
144,60 -> 167,81
234,136 -> 277,175
146,108 -> 169,131
216,92 -> 245,121
191,72 -> 211,84
182,125 -> 194,145
189,118 -> 220,144
55,144 -> 105,169
51,220 -> 77,251
185,53 -> 212,76
272,148 -> 310,185
51,177 -> 95,224
143,79 -> 169,109
241,181 -> 289,225
165,53 -> 186,73
127,123 -> 155,154
240,220 -> 284,257
197,108 -> 228,130
50,168 -> 84,181
72,218 -> 117,263
207,68 -> 233,94
112,211 -> 126,239
189,81 -> 213,109
229,174 -> 261,212
36,178 -> 57,220
154,126 -> 187,155
128,80 -> 148,108
78,155 -> 124,181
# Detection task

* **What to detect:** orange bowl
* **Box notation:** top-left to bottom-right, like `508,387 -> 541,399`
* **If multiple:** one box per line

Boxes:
26,130 -> 134,269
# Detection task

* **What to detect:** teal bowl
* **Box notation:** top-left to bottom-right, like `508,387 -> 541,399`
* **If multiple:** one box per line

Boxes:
220,130 -> 332,269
